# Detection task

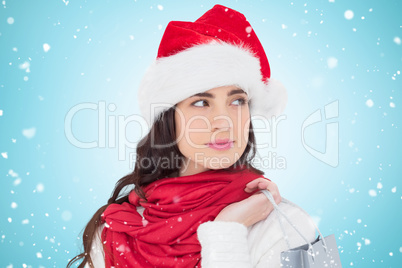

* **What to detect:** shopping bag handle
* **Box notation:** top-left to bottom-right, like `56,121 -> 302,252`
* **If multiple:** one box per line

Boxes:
261,190 -> 328,260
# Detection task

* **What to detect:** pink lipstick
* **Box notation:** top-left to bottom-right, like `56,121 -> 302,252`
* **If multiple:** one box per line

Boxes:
207,139 -> 234,151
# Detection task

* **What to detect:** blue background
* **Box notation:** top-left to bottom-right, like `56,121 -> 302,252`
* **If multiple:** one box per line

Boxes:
1,0 -> 401,267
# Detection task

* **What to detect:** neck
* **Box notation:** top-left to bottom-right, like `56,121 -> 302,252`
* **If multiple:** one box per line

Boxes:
178,161 -> 210,177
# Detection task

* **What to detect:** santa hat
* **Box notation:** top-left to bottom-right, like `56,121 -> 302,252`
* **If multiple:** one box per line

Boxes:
138,4 -> 287,126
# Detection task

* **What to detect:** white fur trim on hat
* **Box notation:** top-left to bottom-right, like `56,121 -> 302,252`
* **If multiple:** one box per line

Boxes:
137,41 -> 287,126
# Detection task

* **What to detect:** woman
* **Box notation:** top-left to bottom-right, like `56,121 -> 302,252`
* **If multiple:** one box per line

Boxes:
67,5 -> 316,268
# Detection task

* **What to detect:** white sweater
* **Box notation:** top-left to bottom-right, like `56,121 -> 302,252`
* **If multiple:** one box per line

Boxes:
85,198 -> 316,268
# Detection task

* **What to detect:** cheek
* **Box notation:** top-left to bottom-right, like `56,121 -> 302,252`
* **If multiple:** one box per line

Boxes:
175,112 -> 183,140
242,115 -> 250,133
176,113 -> 209,147
187,114 -> 209,129
185,114 -> 209,135
237,110 -> 250,141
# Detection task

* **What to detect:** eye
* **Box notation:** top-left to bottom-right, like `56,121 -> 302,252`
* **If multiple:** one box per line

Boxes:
232,97 -> 248,106
192,99 -> 209,107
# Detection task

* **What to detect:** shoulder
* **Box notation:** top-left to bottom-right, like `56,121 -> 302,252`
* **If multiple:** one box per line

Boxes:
86,222 -> 106,268
87,205 -> 144,267
247,198 -> 317,267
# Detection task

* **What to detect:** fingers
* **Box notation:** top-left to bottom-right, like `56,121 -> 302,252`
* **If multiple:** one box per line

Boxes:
269,187 -> 282,205
244,177 -> 271,193
244,177 -> 282,205
215,192 -> 276,227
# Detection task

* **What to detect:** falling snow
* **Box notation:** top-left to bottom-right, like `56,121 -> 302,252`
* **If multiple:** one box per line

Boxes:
43,43 -> 51,52
61,210 -> 72,221
327,57 -> 338,69
8,169 -> 18,177
365,99 -> 374,107
116,244 -> 131,253
22,127 -> 36,139
7,16 -> 14,24
344,10 -> 354,20
19,61 -> 30,72
36,183 -> 45,192
2,2 -> 401,267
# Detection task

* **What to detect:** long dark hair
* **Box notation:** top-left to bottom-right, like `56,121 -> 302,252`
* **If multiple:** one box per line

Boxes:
66,105 -> 264,267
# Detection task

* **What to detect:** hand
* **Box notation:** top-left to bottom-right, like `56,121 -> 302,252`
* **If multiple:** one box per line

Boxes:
214,177 -> 282,227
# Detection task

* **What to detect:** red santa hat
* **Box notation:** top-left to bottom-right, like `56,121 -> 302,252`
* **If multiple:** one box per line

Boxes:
138,4 -> 287,126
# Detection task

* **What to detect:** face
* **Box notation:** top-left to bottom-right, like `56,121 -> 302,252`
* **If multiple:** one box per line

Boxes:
174,85 -> 250,176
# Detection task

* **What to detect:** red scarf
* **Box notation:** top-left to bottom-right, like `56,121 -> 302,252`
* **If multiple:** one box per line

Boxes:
100,166 -> 266,267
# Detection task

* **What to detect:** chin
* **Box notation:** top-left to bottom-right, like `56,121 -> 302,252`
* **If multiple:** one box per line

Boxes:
205,159 -> 237,170
207,165 -> 232,170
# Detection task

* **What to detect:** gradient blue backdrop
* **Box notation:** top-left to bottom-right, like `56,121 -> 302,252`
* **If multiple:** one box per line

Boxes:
1,0 -> 401,267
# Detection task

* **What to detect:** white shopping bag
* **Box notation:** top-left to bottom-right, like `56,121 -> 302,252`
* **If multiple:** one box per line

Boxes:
261,190 -> 342,268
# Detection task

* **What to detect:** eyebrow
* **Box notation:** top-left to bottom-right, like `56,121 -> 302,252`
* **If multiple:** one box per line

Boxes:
191,89 -> 247,98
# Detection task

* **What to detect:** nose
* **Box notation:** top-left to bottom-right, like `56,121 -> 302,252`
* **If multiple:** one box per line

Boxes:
211,118 -> 231,132
210,110 -> 233,132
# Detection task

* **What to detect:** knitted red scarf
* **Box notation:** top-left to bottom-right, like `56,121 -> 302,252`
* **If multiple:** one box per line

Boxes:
100,166 -> 265,267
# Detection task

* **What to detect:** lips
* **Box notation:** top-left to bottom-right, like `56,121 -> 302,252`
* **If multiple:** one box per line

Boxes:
207,139 -> 234,151
209,138 -> 232,145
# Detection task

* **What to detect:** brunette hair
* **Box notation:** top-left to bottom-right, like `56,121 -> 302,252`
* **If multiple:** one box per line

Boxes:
66,105 -> 264,267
